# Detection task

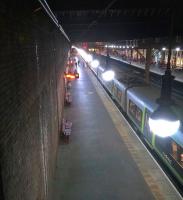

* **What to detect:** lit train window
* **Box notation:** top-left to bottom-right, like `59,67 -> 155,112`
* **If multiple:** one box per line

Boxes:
170,141 -> 183,167
129,100 -> 142,125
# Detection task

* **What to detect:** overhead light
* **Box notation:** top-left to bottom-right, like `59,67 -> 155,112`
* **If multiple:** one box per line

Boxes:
148,70 -> 181,137
102,70 -> 115,81
162,47 -> 166,51
149,106 -> 180,137
91,60 -> 99,68
86,54 -> 93,62
176,47 -> 180,51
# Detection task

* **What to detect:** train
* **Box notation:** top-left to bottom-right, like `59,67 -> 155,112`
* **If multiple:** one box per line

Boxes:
91,64 -> 183,186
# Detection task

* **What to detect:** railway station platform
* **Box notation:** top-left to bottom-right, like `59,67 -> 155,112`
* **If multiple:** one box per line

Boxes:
108,54 -> 183,83
52,61 -> 182,200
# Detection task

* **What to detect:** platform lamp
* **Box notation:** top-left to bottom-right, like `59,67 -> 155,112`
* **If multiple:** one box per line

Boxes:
102,46 -> 115,81
148,10 -> 180,137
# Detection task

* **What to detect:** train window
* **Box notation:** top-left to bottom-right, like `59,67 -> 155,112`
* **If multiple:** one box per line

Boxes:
129,99 -> 142,125
145,112 -> 149,128
143,110 -> 153,142
117,89 -> 122,101
170,141 -> 183,167
109,82 -> 113,90
136,109 -> 142,122
114,85 -> 117,96
144,110 -> 152,132
180,122 -> 183,132
129,100 -> 136,116
111,83 -> 114,93
155,135 -> 171,153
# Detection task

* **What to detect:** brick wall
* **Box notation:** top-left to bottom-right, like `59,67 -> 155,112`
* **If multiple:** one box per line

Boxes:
0,1 -> 70,200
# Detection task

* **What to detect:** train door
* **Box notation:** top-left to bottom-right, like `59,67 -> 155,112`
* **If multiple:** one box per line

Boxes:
143,109 -> 154,146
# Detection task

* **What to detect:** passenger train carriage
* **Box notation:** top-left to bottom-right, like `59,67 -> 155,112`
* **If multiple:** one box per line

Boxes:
91,64 -> 183,186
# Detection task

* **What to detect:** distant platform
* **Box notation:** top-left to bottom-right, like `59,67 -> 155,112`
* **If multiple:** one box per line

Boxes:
109,54 -> 183,83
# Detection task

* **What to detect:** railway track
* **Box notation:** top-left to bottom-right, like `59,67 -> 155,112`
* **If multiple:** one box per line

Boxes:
96,54 -> 183,97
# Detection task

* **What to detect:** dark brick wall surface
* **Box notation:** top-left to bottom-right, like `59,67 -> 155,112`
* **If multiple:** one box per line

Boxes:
0,1 -> 70,200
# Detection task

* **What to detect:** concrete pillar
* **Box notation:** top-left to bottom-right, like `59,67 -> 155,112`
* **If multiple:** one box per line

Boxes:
180,51 -> 183,67
161,50 -> 166,64
131,49 -> 133,59
137,49 -> 139,60
145,47 -> 152,84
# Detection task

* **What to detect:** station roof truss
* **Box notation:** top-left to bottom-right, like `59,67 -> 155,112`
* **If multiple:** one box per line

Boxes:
47,0 -> 183,42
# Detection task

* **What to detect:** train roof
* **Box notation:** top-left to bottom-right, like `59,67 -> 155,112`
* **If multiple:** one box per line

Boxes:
127,85 -> 160,112
128,84 -> 183,110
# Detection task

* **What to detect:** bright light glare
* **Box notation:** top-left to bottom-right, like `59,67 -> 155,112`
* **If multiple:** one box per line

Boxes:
102,70 -> 115,81
99,66 -> 105,72
91,60 -> 99,68
75,48 -> 93,63
77,48 -> 87,57
162,47 -> 166,51
86,54 -> 93,62
149,118 -> 180,137
176,47 -> 180,51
